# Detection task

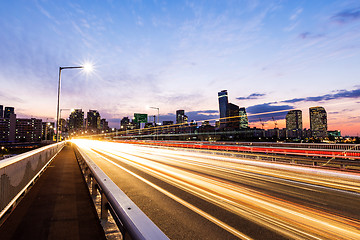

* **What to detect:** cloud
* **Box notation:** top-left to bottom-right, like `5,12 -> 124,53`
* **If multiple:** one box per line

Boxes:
186,110 -> 219,122
136,16 -> 144,26
189,110 -> 218,114
299,32 -> 310,39
246,103 -> 294,122
107,118 -> 121,124
236,92 -> 266,100
158,110 -> 219,123
298,32 -> 324,39
35,1 -> 60,25
281,88 -> 360,103
0,90 -> 25,103
331,7 -> 360,24
290,8 -> 303,21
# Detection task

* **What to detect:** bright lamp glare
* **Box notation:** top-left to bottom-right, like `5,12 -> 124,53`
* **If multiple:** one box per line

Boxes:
83,63 -> 93,72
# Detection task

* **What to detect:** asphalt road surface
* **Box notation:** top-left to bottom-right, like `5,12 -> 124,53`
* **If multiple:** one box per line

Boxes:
73,140 -> 360,240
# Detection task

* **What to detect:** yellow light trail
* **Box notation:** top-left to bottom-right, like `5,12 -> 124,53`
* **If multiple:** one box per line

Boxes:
73,140 -> 360,240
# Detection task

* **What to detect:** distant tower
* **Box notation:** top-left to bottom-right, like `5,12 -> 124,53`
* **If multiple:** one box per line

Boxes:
87,110 -> 101,130
239,107 -> 249,129
218,90 -> 229,128
0,105 -> 3,118
100,119 -> 109,131
309,107 -> 327,138
286,110 -> 302,139
227,103 -> 240,130
69,109 -> 84,131
176,110 -> 187,124
286,110 -> 302,130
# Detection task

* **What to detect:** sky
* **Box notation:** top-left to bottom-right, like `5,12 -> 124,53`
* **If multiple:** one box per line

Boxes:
0,0 -> 360,136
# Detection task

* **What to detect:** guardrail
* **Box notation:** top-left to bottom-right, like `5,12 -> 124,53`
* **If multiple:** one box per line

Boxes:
124,140 -> 360,170
0,142 -> 65,219
73,144 -> 169,240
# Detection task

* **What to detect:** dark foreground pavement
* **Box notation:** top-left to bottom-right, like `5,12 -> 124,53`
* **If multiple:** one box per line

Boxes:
0,145 -> 106,240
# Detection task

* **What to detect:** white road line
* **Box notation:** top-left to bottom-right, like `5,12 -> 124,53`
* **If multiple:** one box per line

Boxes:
91,149 -> 254,240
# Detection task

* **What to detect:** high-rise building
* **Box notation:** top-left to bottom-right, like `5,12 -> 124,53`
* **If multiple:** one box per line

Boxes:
176,110 -> 188,124
100,119 -> 109,132
15,118 -> 42,142
87,110 -> 101,130
69,109 -> 84,131
286,110 -> 302,139
0,105 -> 3,118
239,107 -> 249,129
120,117 -> 130,129
42,122 -> 55,141
218,90 -> 228,128
0,113 -> 16,142
227,103 -> 240,130
4,107 -> 15,118
286,110 -> 302,130
309,106 -> 327,138
59,118 -> 68,135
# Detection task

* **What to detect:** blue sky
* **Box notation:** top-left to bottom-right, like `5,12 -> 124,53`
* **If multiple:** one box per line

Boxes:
0,0 -> 360,135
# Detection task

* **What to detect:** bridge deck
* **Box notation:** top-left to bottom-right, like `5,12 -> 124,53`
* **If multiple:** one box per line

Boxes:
0,145 -> 106,240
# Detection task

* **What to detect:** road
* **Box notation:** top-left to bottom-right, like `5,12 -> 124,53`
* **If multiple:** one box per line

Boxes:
73,140 -> 360,240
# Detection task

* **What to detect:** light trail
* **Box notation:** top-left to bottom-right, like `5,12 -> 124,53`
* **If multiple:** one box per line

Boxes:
91,150 -> 253,240
72,140 -> 360,240
130,146 -> 360,194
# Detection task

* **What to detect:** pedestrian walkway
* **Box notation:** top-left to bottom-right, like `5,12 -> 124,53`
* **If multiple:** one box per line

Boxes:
0,144 -> 106,240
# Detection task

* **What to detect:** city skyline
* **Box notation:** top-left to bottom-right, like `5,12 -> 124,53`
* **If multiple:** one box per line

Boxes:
1,1 -> 360,135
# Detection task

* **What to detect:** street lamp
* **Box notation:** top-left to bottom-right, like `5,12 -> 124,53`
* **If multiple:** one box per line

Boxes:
149,107 -> 159,140
149,107 -> 159,126
56,65 -> 92,142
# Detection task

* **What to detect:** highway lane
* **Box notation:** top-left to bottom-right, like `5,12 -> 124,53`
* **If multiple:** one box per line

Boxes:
73,140 -> 360,240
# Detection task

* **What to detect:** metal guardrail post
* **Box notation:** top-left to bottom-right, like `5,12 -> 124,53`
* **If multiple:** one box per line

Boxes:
101,192 -> 108,220
91,178 -> 97,197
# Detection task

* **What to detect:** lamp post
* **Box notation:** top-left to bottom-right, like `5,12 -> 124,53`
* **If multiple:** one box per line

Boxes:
149,107 -> 159,140
56,65 -> 92,142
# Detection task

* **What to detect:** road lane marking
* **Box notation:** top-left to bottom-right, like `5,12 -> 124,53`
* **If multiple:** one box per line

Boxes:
91,149 -> 254,240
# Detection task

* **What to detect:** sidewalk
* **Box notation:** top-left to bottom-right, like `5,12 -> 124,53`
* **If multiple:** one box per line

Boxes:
0,144 -> 106,240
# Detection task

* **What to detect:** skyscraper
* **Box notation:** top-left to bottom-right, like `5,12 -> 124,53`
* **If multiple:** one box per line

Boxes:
286,110 -> 302,139
120,117 -> 130,129
286,110 -> 302,130
176,110 -> 187,124
69,109 -> 84,131
0,113 -> 16,142
87,110 -> 101,130
227,103 -> 240,130
309,107 -> 327,138
239,107 -> 249,129
4,107 -> 15,118
218,90 -> 228,128
0,105 -> 3,118
100,119 -> 109,132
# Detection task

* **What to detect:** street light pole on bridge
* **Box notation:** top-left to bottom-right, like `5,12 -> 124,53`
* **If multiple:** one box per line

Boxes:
149,107 -> 160,140
56,64 -> 92,142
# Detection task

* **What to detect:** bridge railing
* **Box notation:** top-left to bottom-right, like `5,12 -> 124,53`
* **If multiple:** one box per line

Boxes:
73,143 -> 169,240
0,142 -> 65,219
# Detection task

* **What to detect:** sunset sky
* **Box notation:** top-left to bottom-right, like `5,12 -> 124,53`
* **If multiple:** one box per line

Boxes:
0,0 -> 359,135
